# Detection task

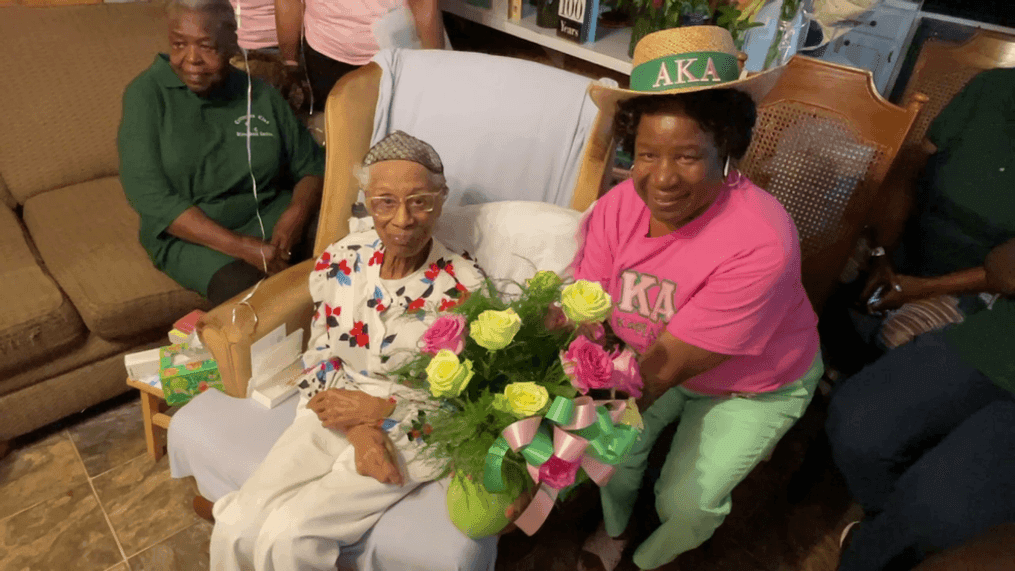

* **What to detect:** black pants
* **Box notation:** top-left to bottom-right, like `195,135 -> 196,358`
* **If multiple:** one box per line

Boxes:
303,39 -> 359,112
206,215 -> 319,306
827,332 -> 1015,570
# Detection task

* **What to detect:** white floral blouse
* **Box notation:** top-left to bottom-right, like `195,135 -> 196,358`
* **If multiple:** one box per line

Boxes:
296,230 -> 484,404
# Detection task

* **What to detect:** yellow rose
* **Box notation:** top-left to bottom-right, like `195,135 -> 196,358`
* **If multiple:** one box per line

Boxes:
560,280 -> 613,324
526,270 -> 563,292
425,349 -> 475,398
469,309 -> 522,351
503,382 -> 549,417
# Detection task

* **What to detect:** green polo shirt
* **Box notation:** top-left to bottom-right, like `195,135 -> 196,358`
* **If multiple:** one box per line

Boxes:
904,68 -> 1015,277
911,68 -> 1015,395
947,298 -> 1015,394
118,55 -> 325,295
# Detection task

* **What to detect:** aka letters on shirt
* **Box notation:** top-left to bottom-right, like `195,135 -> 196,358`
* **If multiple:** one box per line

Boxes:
573,178 -> 820,395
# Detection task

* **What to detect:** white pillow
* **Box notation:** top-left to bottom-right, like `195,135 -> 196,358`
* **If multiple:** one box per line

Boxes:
433,201 -> 584,285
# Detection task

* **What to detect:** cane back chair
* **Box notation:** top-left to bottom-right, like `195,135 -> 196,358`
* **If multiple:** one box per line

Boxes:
738,55 -> 926,314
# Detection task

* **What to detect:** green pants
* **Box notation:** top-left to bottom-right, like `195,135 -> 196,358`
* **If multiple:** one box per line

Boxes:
602,353 -> 823,570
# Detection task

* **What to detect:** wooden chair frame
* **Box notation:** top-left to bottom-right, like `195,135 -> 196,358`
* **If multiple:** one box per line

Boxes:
739,56 -> 926,313
900,29 -> 1015,146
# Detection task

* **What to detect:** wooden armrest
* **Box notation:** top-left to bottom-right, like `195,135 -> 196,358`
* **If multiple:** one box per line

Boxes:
197,259 -> 316,397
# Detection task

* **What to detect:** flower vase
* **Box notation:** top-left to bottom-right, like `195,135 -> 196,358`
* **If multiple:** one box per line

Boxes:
446,474 -> 517,538
536,0 -> 559,28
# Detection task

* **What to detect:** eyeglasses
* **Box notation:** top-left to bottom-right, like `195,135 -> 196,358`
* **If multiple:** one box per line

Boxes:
365,193 -> 443,218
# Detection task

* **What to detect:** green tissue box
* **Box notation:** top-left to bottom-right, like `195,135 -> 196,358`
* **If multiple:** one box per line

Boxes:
159,343 -> 223,406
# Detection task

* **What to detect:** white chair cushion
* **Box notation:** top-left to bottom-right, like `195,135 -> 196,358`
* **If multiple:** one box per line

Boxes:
434,200 -> 584,285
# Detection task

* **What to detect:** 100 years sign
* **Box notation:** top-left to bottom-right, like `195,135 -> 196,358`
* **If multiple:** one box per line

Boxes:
557,0 -> 600,43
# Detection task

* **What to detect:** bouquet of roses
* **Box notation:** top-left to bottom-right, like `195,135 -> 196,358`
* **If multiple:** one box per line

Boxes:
391,271 -> 644,538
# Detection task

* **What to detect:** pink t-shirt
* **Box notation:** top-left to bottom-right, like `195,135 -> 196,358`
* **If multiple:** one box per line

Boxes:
572,177 -> 819,396
304,0 -> 404,65
231,0 -> 279,51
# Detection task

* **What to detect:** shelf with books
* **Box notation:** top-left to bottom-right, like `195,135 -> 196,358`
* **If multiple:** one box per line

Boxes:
441,0 -> 634,74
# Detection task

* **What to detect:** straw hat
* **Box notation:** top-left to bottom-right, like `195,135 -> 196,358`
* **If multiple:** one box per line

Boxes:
589,25 -> 785,112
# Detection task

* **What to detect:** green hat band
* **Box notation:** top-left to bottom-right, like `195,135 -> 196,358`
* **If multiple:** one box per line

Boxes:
630,52 -> 739,93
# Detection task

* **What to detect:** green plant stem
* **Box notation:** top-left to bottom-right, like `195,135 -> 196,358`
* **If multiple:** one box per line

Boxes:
764,0 -> 801,70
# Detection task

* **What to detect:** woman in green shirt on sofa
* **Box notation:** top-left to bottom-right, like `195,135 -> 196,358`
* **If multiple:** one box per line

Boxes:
118,0 -> 325,304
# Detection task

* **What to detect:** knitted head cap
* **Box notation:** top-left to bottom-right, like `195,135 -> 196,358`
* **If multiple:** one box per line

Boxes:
362,131 -> 444,174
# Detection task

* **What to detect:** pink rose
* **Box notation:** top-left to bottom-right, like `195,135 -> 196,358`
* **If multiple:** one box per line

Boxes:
610,348 -> 643,399
561,336 -> 614,394
537,455 -> 581,489
421,315 -> 468,355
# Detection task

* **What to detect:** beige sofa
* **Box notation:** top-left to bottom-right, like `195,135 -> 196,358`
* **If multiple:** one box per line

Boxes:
0,3 -> 209,443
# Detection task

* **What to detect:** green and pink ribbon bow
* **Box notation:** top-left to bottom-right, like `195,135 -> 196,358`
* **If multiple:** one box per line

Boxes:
483,395 -> 640,535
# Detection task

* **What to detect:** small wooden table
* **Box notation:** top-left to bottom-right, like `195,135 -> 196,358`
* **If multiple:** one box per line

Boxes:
126,377 -> 173,461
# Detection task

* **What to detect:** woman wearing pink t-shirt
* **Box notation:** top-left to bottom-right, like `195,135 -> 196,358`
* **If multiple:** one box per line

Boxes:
275,0 -> 445,110
574,28 -> 822,570
230,0 -> 279,51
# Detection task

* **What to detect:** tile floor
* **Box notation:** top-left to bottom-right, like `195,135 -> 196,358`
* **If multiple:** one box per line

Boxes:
1,388 -> 859,571
0,392 -> 209,571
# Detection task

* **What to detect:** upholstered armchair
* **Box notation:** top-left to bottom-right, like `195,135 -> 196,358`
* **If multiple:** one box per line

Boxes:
196,53 -> 614,400
170,48 -> 615,570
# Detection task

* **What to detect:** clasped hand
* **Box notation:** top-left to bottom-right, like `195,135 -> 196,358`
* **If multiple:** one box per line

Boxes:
307,389 -> 403,485
237,202 -> 311,275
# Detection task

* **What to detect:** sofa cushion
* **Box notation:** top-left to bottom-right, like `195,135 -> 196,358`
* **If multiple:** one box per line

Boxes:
0,205 -> 86,375
0,4 -> 168,204
0,331 -> 152,400
0,346 -> 150,441
0,174 -> 15,211
22,177 -> 209,339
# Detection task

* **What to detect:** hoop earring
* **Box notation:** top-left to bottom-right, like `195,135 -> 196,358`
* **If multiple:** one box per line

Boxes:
723,156 -> 731,178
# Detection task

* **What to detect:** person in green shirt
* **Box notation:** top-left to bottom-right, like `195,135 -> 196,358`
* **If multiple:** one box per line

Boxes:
825,68 -> 1015,571
118,0 -> 325,304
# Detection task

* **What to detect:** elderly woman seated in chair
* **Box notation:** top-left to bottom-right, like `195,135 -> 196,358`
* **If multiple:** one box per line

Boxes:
210,131 -> 486,571
118,0 -> 325,305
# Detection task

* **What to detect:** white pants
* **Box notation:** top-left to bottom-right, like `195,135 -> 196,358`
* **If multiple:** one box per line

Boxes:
210,409 -> 428,571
